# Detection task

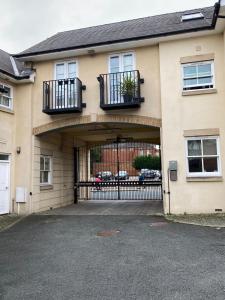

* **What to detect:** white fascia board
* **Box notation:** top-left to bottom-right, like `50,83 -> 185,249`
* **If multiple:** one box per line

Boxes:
9,56 -> 20,76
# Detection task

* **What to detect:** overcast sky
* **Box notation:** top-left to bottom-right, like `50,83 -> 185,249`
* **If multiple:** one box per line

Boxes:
0,0 -> 215,54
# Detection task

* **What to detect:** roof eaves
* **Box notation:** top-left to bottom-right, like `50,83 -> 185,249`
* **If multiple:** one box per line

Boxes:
14,24 -> 216,59
0,68 -> 30,80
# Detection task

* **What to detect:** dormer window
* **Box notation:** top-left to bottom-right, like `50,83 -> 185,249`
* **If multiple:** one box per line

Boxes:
181,13 -> 204,22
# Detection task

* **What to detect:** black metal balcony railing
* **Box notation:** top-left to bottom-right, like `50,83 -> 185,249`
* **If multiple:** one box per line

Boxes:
97,70 -> 144,110
43,78 -> 86,114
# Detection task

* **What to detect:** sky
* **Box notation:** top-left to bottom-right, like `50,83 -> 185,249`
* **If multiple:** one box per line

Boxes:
0,0 -> 216,54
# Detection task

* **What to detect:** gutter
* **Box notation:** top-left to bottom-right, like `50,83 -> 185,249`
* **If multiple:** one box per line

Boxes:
0,68 -> 30,80
14,3 -> 221,60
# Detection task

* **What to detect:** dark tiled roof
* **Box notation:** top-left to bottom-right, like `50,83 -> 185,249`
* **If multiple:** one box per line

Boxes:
16,6 -> 216,58
0,49 -> 31,78
0,49 -> 15,75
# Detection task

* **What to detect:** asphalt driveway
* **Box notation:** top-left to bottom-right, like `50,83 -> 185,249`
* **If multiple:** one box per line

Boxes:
1,213 -> 225,299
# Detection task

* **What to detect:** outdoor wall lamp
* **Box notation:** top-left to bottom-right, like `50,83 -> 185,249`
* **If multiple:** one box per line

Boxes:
16,147 -> 21,154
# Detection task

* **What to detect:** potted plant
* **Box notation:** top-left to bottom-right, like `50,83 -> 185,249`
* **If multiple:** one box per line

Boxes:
120,76 -> 136,103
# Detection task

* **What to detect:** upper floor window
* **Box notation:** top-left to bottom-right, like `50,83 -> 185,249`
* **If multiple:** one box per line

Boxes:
0,83 -> 13,109
182,61 -> 214,91
108,53 -> 135,104
54,61 -> 77,108
186,136 -> 221,177
109,53 -> 134,73
55,61 -> 77,80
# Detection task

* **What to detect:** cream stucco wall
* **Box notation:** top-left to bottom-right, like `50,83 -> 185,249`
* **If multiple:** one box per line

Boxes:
0,80 -> 16,213
32,133 -> 74,212
32,45 -> 161,129
160,33 -> 225,214
2,31 -> 225,215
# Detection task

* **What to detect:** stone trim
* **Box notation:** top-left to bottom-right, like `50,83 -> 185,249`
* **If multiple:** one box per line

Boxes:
40,184 -> 53,191
40,149 -> 53,156
182,88 -> 217,96
0,107 -> 14,114
186,176 -> 223,182
33,114 -> 162,136
183,128 -> 220,137
180,53 -> 215,64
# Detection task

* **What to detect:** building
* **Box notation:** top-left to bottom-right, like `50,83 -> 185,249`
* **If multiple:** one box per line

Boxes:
92,143 -> 159,177
1,1 -> 225,214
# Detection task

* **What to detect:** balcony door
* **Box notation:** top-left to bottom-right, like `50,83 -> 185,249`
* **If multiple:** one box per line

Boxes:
109,53 -> 134,104
55,61 -> 77,108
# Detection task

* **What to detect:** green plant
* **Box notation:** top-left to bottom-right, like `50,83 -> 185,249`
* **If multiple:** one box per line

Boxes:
132,155 -> 161,171
120,76 -> 136,97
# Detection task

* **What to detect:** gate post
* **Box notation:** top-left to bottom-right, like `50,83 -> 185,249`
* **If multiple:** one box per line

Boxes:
74,147 -> 78,204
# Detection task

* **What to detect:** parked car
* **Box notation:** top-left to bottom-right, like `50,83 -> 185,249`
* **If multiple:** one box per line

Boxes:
114,170 -> 129,180
153,170 -> 162,180
95,171 -> 113,181
140,169 -> 156,179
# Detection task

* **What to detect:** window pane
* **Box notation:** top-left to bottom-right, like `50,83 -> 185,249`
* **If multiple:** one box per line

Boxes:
110,56 -> 120,73
43,171 -> 49,183
4,86 -> 10,97
40,171 -> 44,183
68,62 -> 76,78
183,65 -> 197,78
198,77 -> 212,85
188,140 -> 201,156
203,157 -> 218,172
198,63 -> 211,77
203,139 -> 217,155
184,78 -> 197,86
40,157 -> 44,170
56,64 -> 65,80
0,154 -> 9,161
123,54 -> 133,71
2,96 -> 10,107
44,158 -> 50,171
188,158 -> 202,173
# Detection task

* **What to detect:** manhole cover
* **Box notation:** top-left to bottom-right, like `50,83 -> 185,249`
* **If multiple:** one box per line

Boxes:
149,222 -> 168,227
97,230 -> 120,237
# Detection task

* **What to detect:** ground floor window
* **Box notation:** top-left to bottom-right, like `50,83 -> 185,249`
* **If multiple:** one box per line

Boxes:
40,155 -> 52,185
186,136 -> 220,177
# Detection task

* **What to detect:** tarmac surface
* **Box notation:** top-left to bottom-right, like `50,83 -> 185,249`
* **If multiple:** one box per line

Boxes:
1,204 -> 225,299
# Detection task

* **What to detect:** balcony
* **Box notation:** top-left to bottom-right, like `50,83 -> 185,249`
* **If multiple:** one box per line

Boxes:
43,78 -> 86,115
97,70 -> 144,110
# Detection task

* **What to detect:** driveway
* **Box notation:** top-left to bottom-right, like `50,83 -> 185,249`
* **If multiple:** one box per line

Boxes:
0,205 -> 225,299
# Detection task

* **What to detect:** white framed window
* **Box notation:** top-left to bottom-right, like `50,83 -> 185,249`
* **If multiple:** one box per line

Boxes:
54,61 -> 77,108
108,52 -> 135,104
185,136 -> 221,177
0,83 -> 13,109
40,155 -> 52,185
109,52 -> 135,73
182,60 -> 214,91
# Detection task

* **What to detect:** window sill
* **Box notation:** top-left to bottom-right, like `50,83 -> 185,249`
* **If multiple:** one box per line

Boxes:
182,88 -> 217,96
0,106 -> 14,114
40,184 -> 53,191
186,176 -> 223,182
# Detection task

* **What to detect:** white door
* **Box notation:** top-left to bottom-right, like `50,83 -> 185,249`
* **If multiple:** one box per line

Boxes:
109,53 -> 134,104
0,161 -> 10,215
55,62 -> 77,108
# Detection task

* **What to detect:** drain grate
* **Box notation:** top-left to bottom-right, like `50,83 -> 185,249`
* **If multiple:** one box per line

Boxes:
97,230 -> 121,237
149,222 -> 168,227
